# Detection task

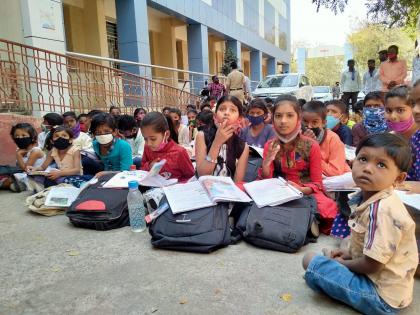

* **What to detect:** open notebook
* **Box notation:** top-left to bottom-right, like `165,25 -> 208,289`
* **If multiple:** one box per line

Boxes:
163,176 -> 251,214
103,159 -> 177,188
243,177 -> 303,208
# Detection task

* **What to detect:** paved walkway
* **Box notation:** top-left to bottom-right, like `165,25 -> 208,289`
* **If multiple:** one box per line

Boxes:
1,191 -> 419,315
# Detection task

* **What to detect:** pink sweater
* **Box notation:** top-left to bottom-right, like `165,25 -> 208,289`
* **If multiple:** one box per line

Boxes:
379,59 -> 407,92
320,130 -> 351,177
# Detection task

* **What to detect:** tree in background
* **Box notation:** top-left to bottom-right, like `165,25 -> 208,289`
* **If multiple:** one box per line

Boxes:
221,48 -> 238,76
311,0 -> 420,31
348,23 -> 414,70
305,56 -> 344,86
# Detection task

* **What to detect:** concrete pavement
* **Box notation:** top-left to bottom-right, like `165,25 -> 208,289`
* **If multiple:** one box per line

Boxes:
1,191 -> 419,315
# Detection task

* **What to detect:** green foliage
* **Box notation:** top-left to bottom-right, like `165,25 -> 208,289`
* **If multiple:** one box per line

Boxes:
348,23 -> 415,70
221,48 -> 238,76
305,56 -> 344,86
311,0 -> 420,29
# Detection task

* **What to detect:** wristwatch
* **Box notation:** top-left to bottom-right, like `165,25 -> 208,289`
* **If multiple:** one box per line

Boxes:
205,155 -> 217,164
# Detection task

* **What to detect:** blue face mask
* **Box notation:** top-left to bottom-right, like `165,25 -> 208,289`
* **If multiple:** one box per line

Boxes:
363,107 -> 387,134
326,115 -> 340,129
247,115 -> 265,126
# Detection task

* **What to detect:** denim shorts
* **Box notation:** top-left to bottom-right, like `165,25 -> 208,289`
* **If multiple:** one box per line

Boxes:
305,255 -> 400,315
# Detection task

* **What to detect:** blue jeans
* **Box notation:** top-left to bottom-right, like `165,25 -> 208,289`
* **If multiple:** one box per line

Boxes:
305,255 -> 399,315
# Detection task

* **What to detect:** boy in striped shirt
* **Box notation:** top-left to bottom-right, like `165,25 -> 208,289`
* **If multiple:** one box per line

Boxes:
302,133 -> 418,314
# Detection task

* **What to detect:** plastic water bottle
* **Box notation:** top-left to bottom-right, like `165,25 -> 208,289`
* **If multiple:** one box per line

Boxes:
127,180 -> 146,232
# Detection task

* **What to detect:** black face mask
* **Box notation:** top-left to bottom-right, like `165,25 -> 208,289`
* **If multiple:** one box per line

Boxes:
14,137 -> 32,149
310,127 -> 322,137
53,137 -> 71,150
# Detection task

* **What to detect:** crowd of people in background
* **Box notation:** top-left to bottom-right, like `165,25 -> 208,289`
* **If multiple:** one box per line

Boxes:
1,48 -> 420,314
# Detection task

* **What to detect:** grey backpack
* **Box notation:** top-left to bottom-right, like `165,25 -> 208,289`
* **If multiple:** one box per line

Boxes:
236,196 -> 318,252
149,201 -> 231,253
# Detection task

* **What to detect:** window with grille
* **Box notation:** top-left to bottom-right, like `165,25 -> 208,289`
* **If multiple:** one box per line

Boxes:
106,21 -> 120,69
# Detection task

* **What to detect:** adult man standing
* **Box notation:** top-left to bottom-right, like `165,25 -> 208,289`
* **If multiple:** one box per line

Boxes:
226,61 -> 245,104
378,50 -> 388,64
363,59 -> 382,94
340,59 -> 361,109
332,82 -> 340,99
208,75 -> 226,100
379,45 -> 407,92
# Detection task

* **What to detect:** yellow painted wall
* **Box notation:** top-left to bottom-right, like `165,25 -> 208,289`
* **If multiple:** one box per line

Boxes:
63,0 -> 111,58
0,0 -> 24,43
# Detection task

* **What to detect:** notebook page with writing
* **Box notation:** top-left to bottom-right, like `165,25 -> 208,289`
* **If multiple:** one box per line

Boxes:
244,178 -> 302,208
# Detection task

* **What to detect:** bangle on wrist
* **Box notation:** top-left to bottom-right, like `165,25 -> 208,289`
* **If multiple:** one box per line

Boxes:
205,155 -> 218,164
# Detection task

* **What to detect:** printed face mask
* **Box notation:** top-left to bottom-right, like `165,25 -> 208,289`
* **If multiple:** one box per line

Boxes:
53,137 -> 71,150
387,116 -> 415,133
363,107 -> 387,134
326,115 -> 340,129
95,134 -> 114,145
14,137 -> 32,149
247,115 -> 265,126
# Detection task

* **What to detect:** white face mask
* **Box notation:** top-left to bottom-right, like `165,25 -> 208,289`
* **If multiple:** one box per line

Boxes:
95,134 -> 113,145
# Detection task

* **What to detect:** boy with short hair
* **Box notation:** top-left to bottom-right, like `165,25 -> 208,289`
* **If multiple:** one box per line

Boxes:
325,100 -> 353,145
302,133 -> 418,314
302,101 -> 350,177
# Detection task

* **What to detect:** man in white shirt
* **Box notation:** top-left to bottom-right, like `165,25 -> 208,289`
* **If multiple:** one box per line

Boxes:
340,59 -> 361,110
412,40 -> 420,85
363,59 -> 382,94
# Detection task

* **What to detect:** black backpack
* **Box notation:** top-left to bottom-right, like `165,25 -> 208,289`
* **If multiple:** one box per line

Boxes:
236,196 -> 318,253
149,201 -> 231,253
66,174 -> 129,230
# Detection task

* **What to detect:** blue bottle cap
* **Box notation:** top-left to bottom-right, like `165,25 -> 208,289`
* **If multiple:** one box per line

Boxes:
128,181 -> 139,189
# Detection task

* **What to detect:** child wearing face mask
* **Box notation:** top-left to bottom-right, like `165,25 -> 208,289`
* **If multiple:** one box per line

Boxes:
302,101 -> 350,177
91,113 -> 132,172
62,111 -> 92,151
118,114 -> 145,169
38,112 -> 63,150
352,92 -> 388,147
187,109 -> 198,142
195,95 -> 249,183
239,98 -> 276,148
0,123 -> 45,192
168,108 -> 190,147
261,95 -> 337,234
325,100 -> 353,145
140,112 -> 194,183
385,85 -> 418,142
28,126 -> 83,187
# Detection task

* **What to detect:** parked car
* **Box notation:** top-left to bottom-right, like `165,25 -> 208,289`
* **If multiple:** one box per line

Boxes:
252,73 -> 313,101
312,86 -> 333,102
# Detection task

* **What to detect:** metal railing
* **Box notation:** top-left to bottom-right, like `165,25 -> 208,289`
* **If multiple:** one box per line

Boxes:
0,38 -> 200,116
66,51 -> 261,96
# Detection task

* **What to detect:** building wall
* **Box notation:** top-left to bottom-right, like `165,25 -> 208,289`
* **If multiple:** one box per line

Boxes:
0,0 -> 24,43
148,0 -> 291,65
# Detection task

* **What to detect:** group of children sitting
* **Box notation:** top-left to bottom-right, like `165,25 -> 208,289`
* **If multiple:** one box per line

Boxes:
2,81 -> 420,314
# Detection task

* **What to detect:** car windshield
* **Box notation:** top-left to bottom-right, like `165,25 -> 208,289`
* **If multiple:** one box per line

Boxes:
314,86 -> 330,93
258,75 -> 298,88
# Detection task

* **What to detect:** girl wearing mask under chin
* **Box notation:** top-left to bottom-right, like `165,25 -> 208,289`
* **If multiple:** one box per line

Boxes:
91,113 -> 133,173
140,112 -> 194,183
260,95 -> 338,234
385,85 -> 418,142
239,98 -> 276,148
195,95 -> 249,183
